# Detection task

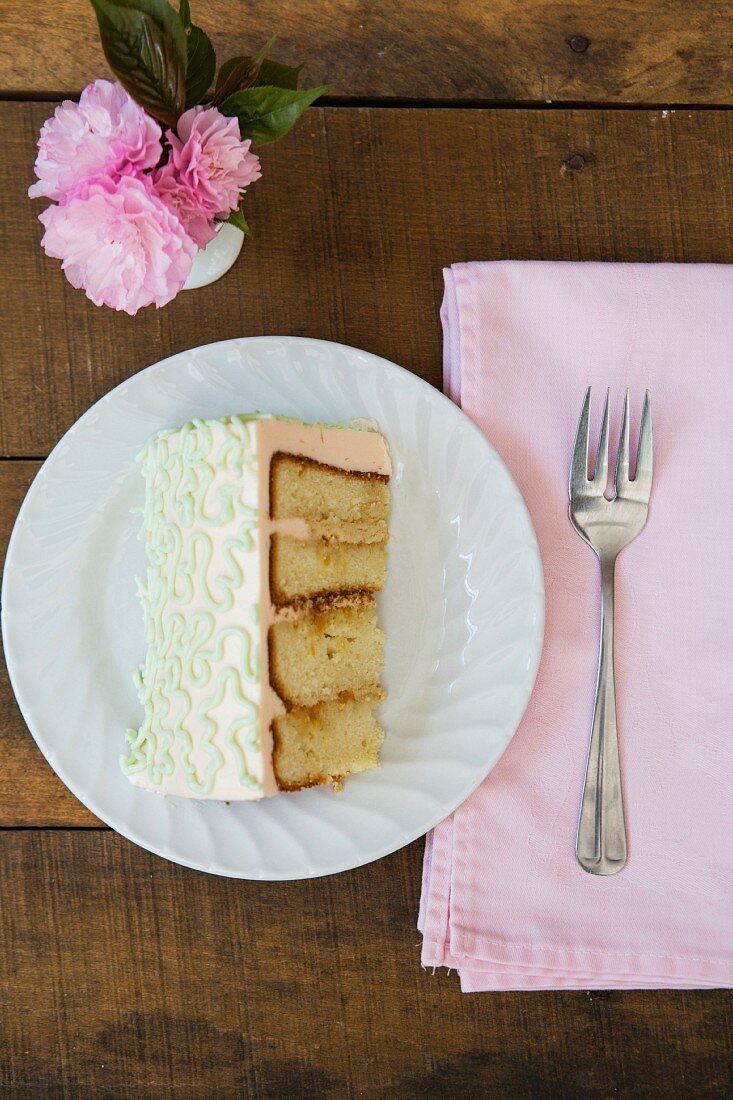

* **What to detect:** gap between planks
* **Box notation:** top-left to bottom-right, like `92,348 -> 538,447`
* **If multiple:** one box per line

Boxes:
1,90 -> 733,111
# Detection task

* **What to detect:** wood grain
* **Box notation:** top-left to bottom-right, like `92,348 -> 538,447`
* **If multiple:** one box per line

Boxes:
0,461 -> 100,825
2,104 -> 733,459
1,0 -> 732,104
0,831 -> 729,1098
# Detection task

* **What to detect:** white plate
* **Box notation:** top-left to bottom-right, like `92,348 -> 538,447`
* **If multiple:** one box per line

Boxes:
2,337 -> 544,879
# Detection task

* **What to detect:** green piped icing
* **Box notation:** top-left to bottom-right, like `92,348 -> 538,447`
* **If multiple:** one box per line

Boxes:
122,414 -> 264,796
199,668 -> 261,791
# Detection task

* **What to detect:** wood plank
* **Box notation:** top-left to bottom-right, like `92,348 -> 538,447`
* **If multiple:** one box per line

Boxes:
1,1 -> 732,104
0,461 -> 100,825
0,832 -> 730,1097
2,104 -> 733,459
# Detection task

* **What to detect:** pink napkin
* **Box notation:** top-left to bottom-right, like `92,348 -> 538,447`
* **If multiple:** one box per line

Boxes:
419,261 -> 733,991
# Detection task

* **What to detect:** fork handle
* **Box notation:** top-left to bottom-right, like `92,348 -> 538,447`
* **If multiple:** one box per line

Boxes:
576,556 -> 628,874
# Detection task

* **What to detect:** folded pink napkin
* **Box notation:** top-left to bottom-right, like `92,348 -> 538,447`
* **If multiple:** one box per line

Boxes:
419,261 -> 733,991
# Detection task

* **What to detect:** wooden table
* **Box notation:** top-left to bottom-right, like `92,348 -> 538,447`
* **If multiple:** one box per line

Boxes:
1,3 -> 731,1096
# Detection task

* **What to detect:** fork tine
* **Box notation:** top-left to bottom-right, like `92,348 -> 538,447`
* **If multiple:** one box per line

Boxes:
592,388 -> 610,488
615,389 -> 630,493
634,390 -> 653,497
569,387 -> 592,495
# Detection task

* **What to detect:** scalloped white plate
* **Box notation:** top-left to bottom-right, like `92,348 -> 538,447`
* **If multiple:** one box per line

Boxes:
2,337 -> 544,879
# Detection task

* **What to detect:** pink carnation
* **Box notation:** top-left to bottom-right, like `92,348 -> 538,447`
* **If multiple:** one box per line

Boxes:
154,105 -> 261,245
152,167 -> 219,249
29,79 -> 162,202
38,175 -> 196,315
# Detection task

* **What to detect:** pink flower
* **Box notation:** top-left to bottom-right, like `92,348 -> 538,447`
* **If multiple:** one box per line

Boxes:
29,79 -> 162,202
38,175 -> 196,315
154,106 -> 261,245
152,166 -> 219,249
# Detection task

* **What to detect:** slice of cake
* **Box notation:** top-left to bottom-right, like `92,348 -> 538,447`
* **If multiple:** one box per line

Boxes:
122,414 -> 391,800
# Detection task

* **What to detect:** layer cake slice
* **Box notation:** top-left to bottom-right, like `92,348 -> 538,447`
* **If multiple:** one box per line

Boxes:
123,414 -> 391,799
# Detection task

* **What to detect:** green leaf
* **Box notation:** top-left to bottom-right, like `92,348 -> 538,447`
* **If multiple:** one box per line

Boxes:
221,84 -> 327,144
211,55 -> 260,106
210,39 -> 282,106
90,0 -> 187,127
225,207 -> 251,235
254,36 -> 277,65
185,23 -> 215,106
210,39 -> 279,107
178,0 -> 190,28
256,58 -> 303,90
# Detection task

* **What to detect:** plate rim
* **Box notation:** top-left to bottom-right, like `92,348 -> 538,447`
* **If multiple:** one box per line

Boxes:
1,335 -> 545,879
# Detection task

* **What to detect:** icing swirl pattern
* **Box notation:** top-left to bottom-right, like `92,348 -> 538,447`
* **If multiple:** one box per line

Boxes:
123,416 -> 265,798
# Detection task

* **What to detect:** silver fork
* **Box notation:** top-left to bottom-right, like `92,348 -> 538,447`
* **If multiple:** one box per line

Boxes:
569,388 -> 653,875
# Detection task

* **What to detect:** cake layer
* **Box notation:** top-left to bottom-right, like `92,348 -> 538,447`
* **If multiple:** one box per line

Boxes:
269,598 -> 384,710
271,453 -> 389,543
270,535 -> 387,605
272,698 -> 385,791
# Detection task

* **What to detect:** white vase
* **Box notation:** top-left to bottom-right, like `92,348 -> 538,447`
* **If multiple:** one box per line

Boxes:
183,222 -> 244,290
